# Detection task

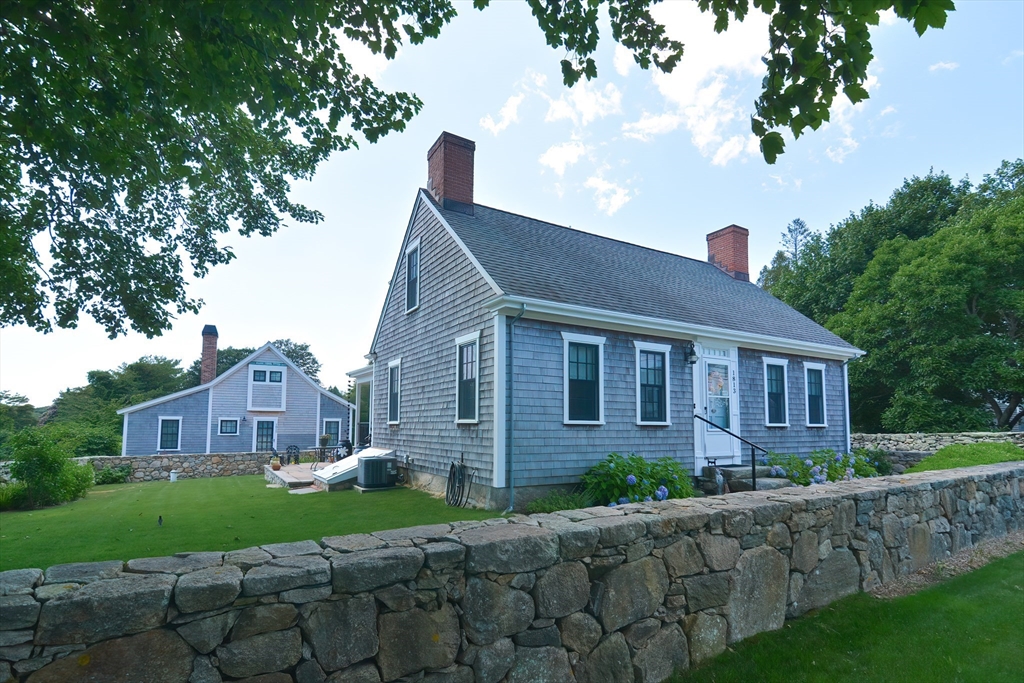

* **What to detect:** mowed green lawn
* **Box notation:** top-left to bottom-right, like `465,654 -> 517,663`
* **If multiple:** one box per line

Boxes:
906,442 -> 1023,473
0,475 -> 496,571
672,551 -> 1024,683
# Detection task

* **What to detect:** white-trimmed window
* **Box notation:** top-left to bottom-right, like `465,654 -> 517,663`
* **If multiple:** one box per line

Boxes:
763,358 -> 789,427
804,362 -> 828,427
455,331 -> 480,424
387,358 -> 402,424
248,363 -> 287,411
635,341 -> 671,425
323,419 -> 341,445
219,419 -> 239,436
562,332 -> 605,425
406,239 -> 420,313
158,417 -> 182,451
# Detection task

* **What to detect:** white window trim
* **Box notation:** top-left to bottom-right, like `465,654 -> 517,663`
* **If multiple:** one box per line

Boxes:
247,363 -> 287,411
763,357 -> 790,427
387,358 -> 402,425
251,417 -> 278,452
455,331 -> 481,425
218,418 -> 240,436
323,418 -> 342,441
804,362 -> 828,427
634,341 -> 672,426
157,416 -> 182,451
405,238 -> 421,314
562,331 -> 606,425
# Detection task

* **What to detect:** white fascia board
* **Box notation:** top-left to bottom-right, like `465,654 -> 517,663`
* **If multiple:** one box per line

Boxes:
419,190 -> 504,296
369,192 -> 505,355
483,295 -> 864,361
347,364 -> 374,380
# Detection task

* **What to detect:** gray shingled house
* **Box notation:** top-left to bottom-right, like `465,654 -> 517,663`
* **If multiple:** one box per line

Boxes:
118,327 -> 353,456
350,132 -> 863,509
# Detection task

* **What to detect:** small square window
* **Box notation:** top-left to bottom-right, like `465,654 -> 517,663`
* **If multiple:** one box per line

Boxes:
269,371 -> 282,383
219,419 -> 238,435
253,370 -> 267,382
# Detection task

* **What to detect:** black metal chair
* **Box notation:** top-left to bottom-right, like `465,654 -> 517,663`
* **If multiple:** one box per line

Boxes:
284,445 -> 300,466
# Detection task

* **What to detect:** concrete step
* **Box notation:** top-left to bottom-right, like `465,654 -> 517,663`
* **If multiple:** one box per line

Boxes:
701,465 -> 771,480
728,478 -> 793,492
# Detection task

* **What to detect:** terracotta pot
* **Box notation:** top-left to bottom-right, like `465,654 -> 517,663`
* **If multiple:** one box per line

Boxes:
271,459 -> 281,471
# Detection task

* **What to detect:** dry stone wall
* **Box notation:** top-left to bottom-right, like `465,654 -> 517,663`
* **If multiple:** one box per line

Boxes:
851,432 -> 1024,471
76,452 -> 274,483
1,463 -> 1021,683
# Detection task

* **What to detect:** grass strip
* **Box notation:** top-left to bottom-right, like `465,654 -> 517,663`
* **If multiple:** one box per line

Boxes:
0,475 -> 495,570
672,550 -> 1024,683
906,442 -> 1023,473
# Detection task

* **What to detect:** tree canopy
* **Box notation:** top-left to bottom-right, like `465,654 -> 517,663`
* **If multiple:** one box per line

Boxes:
761,159 -> 1024,432
2,1 -> 954,338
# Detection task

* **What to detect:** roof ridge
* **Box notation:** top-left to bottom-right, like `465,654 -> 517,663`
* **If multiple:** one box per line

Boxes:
428,189 -> 729,275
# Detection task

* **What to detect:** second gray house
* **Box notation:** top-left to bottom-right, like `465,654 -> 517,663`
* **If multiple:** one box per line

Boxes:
350,132 -> 863,509
118,328 -> 353,456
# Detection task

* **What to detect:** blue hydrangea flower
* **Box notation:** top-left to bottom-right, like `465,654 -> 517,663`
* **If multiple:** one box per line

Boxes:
608,502 -> 617,507
626,474 -> 637,486
810,466 -> 821,475
849,455 -> 857,466
835,454 -> 843,463
805,459 -> 814,467
644,496 -> 653,502
633,495 -> 640,502
618,497 -> 630,505
655,485 -> 669,501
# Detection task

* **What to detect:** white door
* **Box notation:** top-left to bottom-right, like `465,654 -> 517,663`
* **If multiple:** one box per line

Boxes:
696,346 -> 740,469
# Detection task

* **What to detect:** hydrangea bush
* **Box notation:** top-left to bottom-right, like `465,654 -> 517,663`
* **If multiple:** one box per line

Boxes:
760,448 -> 879,486
581,452 -> 694,506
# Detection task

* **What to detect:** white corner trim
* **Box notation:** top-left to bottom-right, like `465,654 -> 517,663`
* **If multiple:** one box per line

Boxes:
121,414 -> 128,456
157,416 -> 182,451
634,341 -> 672,426
562,333 -> 605,425
804,361 -> 828,427
762,357 -> 789,427
843,362 -> 852,454
454,331 -> 481,425
206,391 -> 213,453
493,313 -> 507,488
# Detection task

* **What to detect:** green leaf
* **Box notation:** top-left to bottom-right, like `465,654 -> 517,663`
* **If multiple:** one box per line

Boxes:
760,131 -> 786,164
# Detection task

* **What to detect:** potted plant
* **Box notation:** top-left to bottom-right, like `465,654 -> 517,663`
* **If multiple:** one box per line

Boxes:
319,434 -> 331,448
271,456 -> 281,471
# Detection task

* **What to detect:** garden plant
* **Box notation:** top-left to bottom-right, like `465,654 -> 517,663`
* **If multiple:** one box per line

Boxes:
581,452 -> 694,507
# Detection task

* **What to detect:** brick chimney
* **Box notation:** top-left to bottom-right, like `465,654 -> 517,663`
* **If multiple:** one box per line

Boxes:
707,225 -> 750,282
427,132 -> 475,215
200,325 -> 218,384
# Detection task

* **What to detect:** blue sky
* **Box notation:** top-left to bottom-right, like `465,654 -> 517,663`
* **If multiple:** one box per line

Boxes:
3,0 -> 1022,406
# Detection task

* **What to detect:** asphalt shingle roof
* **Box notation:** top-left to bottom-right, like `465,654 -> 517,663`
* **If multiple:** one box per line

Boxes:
429,193 -> 856,351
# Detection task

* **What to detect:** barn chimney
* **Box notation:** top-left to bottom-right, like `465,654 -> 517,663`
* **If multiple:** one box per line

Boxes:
200,325 -> 219,384
427,132 -> 475,215
706,225 -> 750,282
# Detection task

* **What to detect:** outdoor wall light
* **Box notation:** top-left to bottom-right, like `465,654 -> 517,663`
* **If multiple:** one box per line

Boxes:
683,342 -> 699,365
241,416 -> 247,422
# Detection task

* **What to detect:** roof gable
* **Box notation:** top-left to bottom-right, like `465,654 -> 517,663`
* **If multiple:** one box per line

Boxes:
118,343 -> 353,415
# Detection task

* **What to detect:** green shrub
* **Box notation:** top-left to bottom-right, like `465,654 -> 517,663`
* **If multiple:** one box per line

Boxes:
94,464 -> 132,485
761,449 -> 879,486
8,429 -> 94,507
906,442 -> 1023,473
38,422 -> 121,457
855,447 -> 893,476
581,452 -> 694,507
0,481 -> 29,511
525,489 -> 592,514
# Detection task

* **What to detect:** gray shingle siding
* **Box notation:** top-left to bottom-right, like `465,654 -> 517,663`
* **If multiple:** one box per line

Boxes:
124,389 -> 209,456
371,200 -> 498,484
737,348 -> 848,458
506,319 -> 695,488
320,394 -> 351,442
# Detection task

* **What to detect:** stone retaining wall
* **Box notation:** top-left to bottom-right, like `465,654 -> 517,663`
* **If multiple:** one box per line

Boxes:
1,463 -> 1021,683
851,432 -> 1024,471
74,452 -> 274,483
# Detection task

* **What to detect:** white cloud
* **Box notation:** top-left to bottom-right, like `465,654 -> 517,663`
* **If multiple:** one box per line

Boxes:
622,112 -> 683,141
1004,50 -> 1024,65
545,81 -> 623,127
584,173 -> 632,216
878,9 -> 899,26
879,105 -> 897,117
538,141 -> 588,176
929,61 -> 959,72
614,45 -> 635,77
820,72 -> 879,163
480,93 -> 526,135
630,2 -> 769,164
